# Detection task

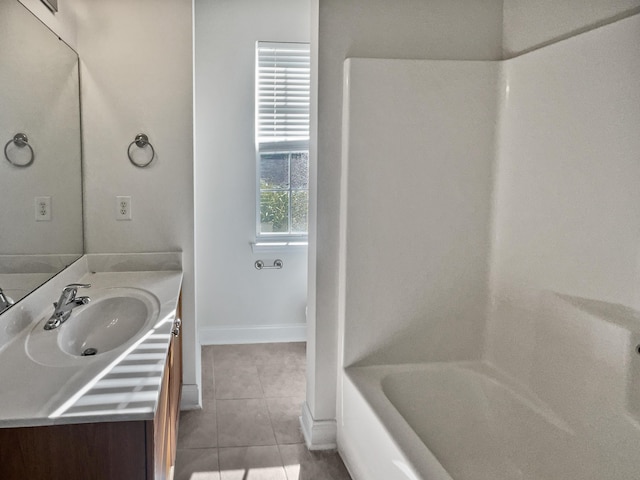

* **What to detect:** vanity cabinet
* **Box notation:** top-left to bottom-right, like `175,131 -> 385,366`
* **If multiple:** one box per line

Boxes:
0,302 -> 182,480
148,294 -> 183,479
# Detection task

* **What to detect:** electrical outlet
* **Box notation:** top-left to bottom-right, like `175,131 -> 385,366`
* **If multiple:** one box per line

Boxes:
35,196 -> 51,221
116,196 -> 132,220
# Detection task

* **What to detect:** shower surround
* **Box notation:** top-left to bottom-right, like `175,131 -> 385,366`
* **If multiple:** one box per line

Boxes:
337,14 -> 640,480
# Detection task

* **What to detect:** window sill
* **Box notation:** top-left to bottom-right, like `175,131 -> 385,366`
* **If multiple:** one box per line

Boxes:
251,240 -> 308,254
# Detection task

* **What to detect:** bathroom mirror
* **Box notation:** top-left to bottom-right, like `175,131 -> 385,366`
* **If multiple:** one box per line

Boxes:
0,0 -> 83,311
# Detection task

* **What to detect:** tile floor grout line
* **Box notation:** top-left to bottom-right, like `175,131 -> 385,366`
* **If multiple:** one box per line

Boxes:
276,442 -> 291,480
177,445 -> 220,451
262,390 -> 279,449
211,347 -> 221,451
255,352 -> 268,399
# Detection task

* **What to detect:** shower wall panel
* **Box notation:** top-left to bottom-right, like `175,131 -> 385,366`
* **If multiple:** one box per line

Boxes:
340,59 -> 500,367
488,14 -> 640,378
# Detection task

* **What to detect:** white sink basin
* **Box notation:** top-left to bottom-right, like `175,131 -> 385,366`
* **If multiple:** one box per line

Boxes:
58,296 -> 150,356
26,287 -> 160,366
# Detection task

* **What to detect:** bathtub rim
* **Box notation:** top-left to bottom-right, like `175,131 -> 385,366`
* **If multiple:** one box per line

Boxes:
342,363 -> 453,480
342,360 -> 578,480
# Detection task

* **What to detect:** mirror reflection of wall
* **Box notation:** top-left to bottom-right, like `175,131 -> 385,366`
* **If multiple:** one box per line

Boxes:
0,0 -> 83,311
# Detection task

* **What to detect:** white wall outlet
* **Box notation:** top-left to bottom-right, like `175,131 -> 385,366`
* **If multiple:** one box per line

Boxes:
35,196 -> 51,221
116,196 -> 132,220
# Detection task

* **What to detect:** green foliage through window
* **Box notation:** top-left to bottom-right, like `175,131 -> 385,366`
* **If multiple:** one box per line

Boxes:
259,151 -> 308,236
260,182 -> 289,232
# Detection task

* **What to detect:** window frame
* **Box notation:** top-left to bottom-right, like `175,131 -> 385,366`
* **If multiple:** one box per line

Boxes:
255,41 -> 310,244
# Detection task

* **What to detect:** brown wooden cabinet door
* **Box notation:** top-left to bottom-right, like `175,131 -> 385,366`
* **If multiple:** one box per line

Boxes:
0,422 -> 147,480
169,293 -> 183,470
147,289 -> 183,480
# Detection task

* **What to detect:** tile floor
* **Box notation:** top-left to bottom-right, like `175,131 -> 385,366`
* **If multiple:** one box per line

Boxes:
175,342 -> 351,480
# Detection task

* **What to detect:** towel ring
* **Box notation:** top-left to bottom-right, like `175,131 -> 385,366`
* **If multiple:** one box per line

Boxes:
4,133 -> 34,168
127,133 -> 155,168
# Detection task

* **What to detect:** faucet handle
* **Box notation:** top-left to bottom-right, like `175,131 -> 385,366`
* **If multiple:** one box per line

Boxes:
65,283 -> 91,290
58,283 -> 91,304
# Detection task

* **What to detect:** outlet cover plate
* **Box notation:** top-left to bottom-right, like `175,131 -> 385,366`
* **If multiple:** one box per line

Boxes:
35,196 -> 51,221
116,196 -> 132,220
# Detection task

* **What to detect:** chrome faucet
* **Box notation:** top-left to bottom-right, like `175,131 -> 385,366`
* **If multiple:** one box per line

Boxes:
44,283 -> 91,330
0,288 -> 14,313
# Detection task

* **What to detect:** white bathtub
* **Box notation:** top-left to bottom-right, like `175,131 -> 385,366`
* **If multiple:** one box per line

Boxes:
339,358 -> 640,480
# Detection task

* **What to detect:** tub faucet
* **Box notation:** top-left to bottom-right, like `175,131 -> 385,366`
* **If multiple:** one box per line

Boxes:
0,288 -> 13,313
44,283 -> 91,330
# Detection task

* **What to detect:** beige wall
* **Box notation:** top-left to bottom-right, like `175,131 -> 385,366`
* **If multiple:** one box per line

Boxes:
18,0 -> 78,49
503,0 -> 640,57
75,0 -> 197,403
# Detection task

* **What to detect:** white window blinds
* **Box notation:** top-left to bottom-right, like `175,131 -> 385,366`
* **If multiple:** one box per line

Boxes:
256,42 -> 311,146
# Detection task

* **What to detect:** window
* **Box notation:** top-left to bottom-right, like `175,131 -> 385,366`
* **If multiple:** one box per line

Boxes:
255,42 -> 310,240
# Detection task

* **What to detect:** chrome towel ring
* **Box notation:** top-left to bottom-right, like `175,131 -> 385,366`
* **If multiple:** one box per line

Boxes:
127,133 -> 155,168
4,133 -> 34,167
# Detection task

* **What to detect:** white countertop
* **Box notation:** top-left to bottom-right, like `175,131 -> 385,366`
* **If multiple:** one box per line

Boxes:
0,254 -> 183,428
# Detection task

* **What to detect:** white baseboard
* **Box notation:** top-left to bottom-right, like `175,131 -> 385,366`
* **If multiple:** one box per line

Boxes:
199,323 -> 306,345
300,401 -> 337,450
180,384 -> 201,410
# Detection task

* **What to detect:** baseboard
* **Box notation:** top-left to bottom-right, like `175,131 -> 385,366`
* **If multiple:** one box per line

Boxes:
300,401 -> 337,450
199,323 -> 306,345
180,384 -> 201,410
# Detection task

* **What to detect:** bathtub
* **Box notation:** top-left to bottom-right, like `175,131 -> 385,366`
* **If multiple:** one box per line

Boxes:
339,358 -> 640,480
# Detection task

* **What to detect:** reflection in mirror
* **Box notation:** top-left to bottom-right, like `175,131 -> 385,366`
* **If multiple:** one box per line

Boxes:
0,0 -> 83,312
